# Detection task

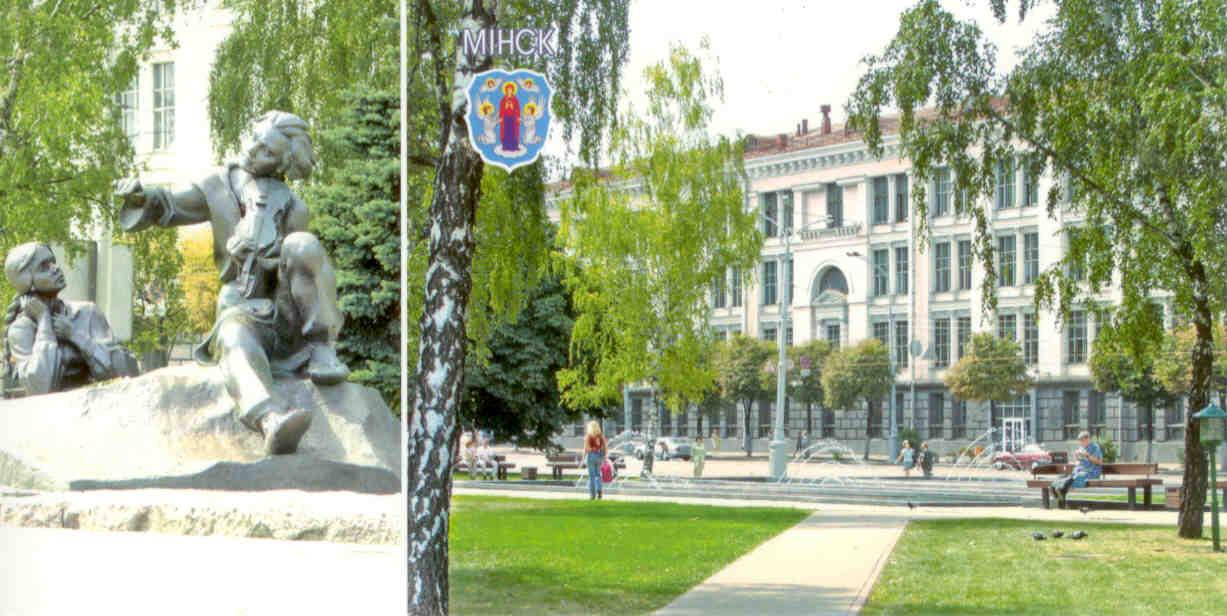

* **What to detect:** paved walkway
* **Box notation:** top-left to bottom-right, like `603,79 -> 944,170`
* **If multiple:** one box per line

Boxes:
655,511 -> 905,616
0,526 -> 401,615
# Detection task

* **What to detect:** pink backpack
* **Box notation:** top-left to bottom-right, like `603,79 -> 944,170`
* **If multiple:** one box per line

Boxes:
600,459 -> 614,483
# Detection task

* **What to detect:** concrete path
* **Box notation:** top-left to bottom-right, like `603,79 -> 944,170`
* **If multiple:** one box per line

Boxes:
0,526 -> 401,616
654,511 -> 906,616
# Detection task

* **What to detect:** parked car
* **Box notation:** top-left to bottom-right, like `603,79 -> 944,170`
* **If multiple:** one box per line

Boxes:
992,444 -> 1052,471
655,437 -> 693,461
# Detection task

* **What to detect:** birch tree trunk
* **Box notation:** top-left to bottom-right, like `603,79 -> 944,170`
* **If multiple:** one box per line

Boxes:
406,1 -> 492,613
1177,272 -> 1212,538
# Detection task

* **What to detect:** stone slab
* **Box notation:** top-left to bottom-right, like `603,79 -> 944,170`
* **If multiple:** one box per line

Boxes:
0,487 -> 399,544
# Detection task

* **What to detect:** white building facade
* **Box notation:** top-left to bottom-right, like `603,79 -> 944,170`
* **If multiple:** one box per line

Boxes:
560,112 -> 1191,462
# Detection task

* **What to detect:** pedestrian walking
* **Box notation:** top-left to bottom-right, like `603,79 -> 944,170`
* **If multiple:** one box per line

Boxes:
918,441 -> 934,479
896,440 -> 916,478
584,421 -> 607,500
693,436 -> 706,478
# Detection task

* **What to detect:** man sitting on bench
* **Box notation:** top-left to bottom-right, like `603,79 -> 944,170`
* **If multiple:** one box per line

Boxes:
1051,431 -> 1103,507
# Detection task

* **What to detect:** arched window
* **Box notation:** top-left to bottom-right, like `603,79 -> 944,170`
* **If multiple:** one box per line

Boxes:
817,267 -> 849,295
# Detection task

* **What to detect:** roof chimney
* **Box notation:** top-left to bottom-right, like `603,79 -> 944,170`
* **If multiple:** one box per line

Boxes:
777,133 -> 788,149
801,118 -> 809,135
820,105 -> 832,135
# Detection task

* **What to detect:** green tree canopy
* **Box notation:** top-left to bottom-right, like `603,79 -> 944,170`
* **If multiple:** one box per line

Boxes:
789,339 -> 834,432
714,333 -> 774,456
460,272 -> 578,451
304,88 -> 400,410
1090,310 -> 1174,411
1154,322 -> 1227,400
847,0 -> 1227,537
556,41 -> 762,413
822,339 -> 893,459
207,0 -> 398,166
0,0 -> 183,305
943,332 -> 1030,404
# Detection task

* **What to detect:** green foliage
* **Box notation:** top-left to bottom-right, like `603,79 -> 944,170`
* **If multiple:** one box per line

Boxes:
1098,434 -> 1119,464
179,228 -> 219,337
898,427 -> 921,451
0,0 -> 184,307
557,42 -> 762,412
715,334 -> 774,410
304,89 -> 399,411
1154,323 -> 1227,397
122,228 -> 188,357
847,0 -> 1227,532
943,333 -> 1030,404
208,0 -> 398,166
1090,311 -> 1174,412
461,274 -> 579,451
822,339 -> 893,411
788,339 -> 834,408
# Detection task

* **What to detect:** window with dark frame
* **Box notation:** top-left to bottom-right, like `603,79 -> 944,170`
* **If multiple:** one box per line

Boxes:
894,174 -> 908,222
872,177 -> 889,224
1024,232 -> 1039,284
826,184 -> 843,227
958,240 -> 973,290
951,398 -> 967,438
730,267 -> 742,307
894,246 -> 908,295
872,321 -> 889,348
934,168 -> 952,217
997,234 -> 1016,287
872,248 -> 889,296
957,316 -> 971,359
1024,313 -> 1038,366
994,156 -> 1015,209
1062,390 -> 1081,440
894,320 -> 909,369
929,392 -> 945,439
762,261 -> 777,305
763,193 -> 778,237
934,241 -> 951,292
997,314 -> 1017,342
1067,310 -> 1087,363
933,317 -> 950,368
825,323 -> 840,348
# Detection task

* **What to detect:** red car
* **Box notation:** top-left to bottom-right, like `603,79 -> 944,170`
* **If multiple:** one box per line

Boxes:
991,445 -> 1053,471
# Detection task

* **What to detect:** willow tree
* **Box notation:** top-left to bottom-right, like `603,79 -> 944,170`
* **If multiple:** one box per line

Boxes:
848,0 -> 1227,538
0,0 -> 182,305
406,1 -> 630,612
207,0 -> 398,165
557,42 -> 763,448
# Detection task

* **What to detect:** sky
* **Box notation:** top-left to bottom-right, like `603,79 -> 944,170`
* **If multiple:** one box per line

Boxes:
545,0 -> 1055,175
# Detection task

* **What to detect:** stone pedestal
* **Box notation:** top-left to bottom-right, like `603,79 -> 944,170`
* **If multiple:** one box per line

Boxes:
0,366 -> 399,494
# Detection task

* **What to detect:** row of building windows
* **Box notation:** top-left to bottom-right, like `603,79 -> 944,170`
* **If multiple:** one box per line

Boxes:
601,389 -> 1188,442
765,161 -> 1046,236
114,62 -> 176,151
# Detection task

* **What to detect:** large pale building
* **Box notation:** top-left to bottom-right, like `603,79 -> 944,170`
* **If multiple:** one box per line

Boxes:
554,107 -> 1192,462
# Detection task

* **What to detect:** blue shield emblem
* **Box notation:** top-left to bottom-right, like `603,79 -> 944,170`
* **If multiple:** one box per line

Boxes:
466,69 -> 552,172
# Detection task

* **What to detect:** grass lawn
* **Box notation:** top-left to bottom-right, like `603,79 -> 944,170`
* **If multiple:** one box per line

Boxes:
449,495 -> 807,615
864,518 -> 1227,615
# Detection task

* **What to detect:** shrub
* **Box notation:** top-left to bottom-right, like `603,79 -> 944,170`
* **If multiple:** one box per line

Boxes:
1097,434 -> 1119,463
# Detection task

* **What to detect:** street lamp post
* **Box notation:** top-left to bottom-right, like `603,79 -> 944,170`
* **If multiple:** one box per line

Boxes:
848,250 -> 898,461
1194,403 -> 1226,552
763,213 -> 832,481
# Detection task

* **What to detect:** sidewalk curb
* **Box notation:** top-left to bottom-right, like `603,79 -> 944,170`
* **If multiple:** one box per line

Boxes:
848,519 -> 906,615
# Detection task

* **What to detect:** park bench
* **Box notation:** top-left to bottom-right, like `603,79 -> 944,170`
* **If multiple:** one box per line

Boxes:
1028,463 -> 1162,510
545,453 -> 626,480
1164,480 -> 1227,510
454,454 -> 516,480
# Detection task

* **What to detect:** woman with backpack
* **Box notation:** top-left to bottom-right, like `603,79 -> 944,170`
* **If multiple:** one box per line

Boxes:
584,421 -> 608,500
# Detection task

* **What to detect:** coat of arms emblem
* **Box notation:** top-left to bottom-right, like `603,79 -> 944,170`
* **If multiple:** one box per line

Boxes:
466,69 -> 552,172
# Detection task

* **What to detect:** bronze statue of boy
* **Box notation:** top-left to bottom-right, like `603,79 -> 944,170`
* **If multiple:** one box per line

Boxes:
3,243 -> 139,395
116,111 -> 349,455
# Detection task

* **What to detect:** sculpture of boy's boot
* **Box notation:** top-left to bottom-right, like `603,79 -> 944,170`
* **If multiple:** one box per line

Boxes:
306,343 -> 349,386
260,407 -> 313,455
